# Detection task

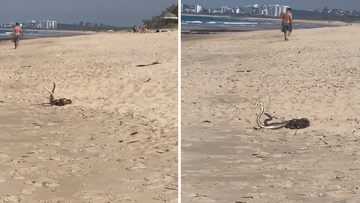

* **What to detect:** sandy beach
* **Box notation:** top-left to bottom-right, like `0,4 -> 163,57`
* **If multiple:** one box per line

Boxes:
0,31 -> 178,202
181,25 -> 360,202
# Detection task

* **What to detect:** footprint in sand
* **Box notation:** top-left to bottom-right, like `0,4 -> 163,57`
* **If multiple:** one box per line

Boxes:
22,187 -> 37,194
1,195 -> 21,202
326,189 -> 357,199
187,193 -> 217,202
24,179 -> 59,188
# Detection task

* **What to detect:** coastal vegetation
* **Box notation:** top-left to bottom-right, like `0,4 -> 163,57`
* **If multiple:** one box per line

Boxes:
142,3 -> 178,29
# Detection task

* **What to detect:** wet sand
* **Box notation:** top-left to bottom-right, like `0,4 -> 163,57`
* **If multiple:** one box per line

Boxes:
182,14 -> 348,26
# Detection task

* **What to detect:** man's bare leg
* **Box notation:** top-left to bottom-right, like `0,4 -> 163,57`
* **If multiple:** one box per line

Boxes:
284,31 -> 288,41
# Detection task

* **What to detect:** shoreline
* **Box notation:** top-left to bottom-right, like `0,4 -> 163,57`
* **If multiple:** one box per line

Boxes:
180,25 -> 345,41
0,29 -> 95,42
181,28 -> 272,35
181,24 -> 334,36
181,13 -> 348,26
0,27 -> 97,34
0,33 -> 93,44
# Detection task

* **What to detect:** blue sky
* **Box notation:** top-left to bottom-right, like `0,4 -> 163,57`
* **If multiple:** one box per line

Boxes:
181,0 -> 360,10
0,0 -> 177,26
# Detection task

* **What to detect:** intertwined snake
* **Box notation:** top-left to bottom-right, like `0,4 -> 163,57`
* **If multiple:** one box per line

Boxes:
256,100 -> 310,130
42,77 -> 72,106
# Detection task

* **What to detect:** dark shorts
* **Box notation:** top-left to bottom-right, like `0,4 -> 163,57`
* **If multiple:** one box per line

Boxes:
13,35 -> 20,41
282,23 -> 292,33
285,23 -> 291,31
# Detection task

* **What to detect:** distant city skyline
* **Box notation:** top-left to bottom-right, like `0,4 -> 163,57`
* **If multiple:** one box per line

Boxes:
0,0 -> 177,26
181,0 -> 360,10
182,4 -> 291,17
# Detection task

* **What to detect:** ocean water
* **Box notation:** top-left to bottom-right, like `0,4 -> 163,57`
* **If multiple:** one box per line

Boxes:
181,15 -> 325,30
0,29 -> 83,39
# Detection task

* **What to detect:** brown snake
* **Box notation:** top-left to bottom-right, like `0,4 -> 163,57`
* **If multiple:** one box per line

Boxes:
42,77 -> 72,106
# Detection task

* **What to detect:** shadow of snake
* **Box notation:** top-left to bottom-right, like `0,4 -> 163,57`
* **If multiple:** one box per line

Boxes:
42,77 -> 72,107
256,100 -> 310,130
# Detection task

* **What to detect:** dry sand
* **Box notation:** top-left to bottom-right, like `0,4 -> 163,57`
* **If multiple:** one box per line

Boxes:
0,31 -> 178,202
181,25 -> 360,203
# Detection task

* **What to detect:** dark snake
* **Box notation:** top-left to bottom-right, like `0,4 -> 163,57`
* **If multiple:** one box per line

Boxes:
256,100 -> 310,130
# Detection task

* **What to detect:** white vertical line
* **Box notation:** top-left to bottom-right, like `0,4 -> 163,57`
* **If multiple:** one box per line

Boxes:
177,1 -> 182,202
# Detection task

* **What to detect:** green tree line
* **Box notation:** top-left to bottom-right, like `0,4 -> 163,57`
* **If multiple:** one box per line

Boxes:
142,3 -> 178,29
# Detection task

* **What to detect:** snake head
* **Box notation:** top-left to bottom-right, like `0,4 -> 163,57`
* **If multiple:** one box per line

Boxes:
259,100 -> 264,107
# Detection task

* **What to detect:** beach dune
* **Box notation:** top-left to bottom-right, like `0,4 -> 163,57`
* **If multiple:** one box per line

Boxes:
182,26 -> 360,203
0,31 -> 178,202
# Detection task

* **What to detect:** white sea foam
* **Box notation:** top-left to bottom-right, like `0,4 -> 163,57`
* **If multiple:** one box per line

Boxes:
223,22 -> 258,25
181,20 -> 262,26
0,32 -> 12,35
184,21 -> 203,24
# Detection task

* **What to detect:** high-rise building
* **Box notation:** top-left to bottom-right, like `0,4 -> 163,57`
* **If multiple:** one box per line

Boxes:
195,5 -> 201,13
46,20 -> 52,29
260,4 -> 268,15
35,20 -> 57,29
52,21 -> 57,29
221,6 -> 228,13
245,5 -> 252,14
274,5 -> 280,16
268,5 -> 274,16
252,4 -> 260,15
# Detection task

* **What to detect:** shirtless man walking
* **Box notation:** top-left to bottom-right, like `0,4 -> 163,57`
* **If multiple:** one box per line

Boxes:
12,23 -> 23,49
282,8 -> 292,41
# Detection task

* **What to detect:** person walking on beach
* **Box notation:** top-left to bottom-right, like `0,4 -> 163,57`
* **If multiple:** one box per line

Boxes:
281,8 -> 292,41
12,23 -> 23,49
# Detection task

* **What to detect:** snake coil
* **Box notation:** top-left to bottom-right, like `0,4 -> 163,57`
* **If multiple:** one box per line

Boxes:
256,101 -> 310,130
42,77 -> 72,106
